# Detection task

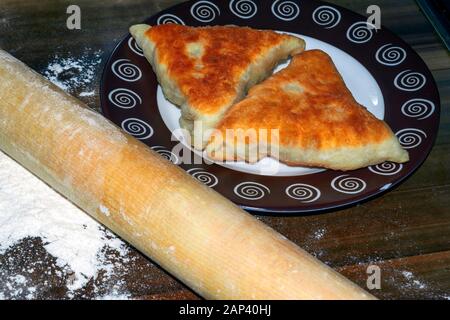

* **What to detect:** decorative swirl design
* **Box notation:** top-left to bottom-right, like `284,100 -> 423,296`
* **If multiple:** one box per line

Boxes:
375,43 -> 407,66
394,70 -> 426,92
234,182 -> 270,200
369,162 -> 403,176
271,0 -> 300,21
187,168 -> 218,187
156,13 -> 185,25
128,37 -> 144,57
285,184 -> 321,203
121,118 -> 154,140
331,175 -> 367,194
312,5 -> 341,29
190,1 -> 221,22
401,99 -> 435,120
346,21 -> 374,44
108,88 -> 142,109
395,128 -> 427,149
229,0 -> 257,19
111,59 -> 142,82
151,146 -> 180,164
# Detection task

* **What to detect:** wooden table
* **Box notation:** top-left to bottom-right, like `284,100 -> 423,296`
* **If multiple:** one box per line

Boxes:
0,0 -> 449,300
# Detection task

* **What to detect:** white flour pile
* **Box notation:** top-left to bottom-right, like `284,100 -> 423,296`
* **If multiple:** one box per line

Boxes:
42,50 -> 102,98
0,49 -> 134,299
0,151 -> 131,299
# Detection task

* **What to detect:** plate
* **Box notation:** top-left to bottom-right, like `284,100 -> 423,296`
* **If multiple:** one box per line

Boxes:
100,0 -> 440,214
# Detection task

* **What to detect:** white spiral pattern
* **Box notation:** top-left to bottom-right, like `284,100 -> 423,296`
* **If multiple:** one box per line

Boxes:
401,99 -> 435,120
111,59 -> 142,82
229,0 -> 257,19
108,88 -> 142,109
312,5 -> 341,29
394,70 -> 426,92
375,43 -> 407,66
121,118 -> 154,140
395,128 -> 427,149
234,182 -> 270,200
151,146 -> 180,164
346,21 -> 374,44
190,1 -> 221,22
271,0 -> 300,21
285,184 -> 321,203
369,162 -> 403,176
128,37 -> 144,56
187,168 -> 218,187
156,13 -> 185,25
331,175 -> 367,194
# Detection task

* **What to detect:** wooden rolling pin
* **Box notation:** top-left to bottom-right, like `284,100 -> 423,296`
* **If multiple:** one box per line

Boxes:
0,49 -> 375,300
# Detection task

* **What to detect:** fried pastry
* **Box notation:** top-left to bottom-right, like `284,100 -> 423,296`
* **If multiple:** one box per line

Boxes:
130,24 -> 305,148
206,50 -> 409,171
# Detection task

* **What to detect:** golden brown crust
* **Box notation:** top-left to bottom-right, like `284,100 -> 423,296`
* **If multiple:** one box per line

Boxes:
145,24 -> 302,114
207,50 -> 409,170
131,24 -> 305,149
217,50 -> 390,148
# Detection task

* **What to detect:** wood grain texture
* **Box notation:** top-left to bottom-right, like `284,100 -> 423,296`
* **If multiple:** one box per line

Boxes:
0,0 -> 449,300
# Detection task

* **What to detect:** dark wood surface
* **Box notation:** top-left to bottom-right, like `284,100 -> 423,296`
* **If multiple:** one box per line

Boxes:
0,0 -> 449,300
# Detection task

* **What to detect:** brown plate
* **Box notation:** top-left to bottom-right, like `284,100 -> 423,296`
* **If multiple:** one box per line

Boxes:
100,0 -> 440,214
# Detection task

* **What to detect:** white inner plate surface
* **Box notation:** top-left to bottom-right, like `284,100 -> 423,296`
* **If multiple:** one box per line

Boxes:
157,33 -> 385,177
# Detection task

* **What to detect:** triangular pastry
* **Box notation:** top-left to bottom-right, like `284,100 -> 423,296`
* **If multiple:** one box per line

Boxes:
130,24 -> 305,148
206,50 -> 409,171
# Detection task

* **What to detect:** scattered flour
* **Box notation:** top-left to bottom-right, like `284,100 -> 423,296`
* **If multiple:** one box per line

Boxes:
313,228 -> 326,240
42,50 -> 102,98
401,270 -> 428,290
79,90 -> 96,97
96,282 -> 131,301
0,150 -> 131,299
401,271 -> 414,279
96,293 -> 131,300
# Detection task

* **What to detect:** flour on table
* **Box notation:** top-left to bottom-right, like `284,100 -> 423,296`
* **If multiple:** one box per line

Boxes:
400,270 -> 428,290
79,90 -> 96,97
0,151 -> 131,299
42,50 -> 102,99
313,228 -> 326,240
